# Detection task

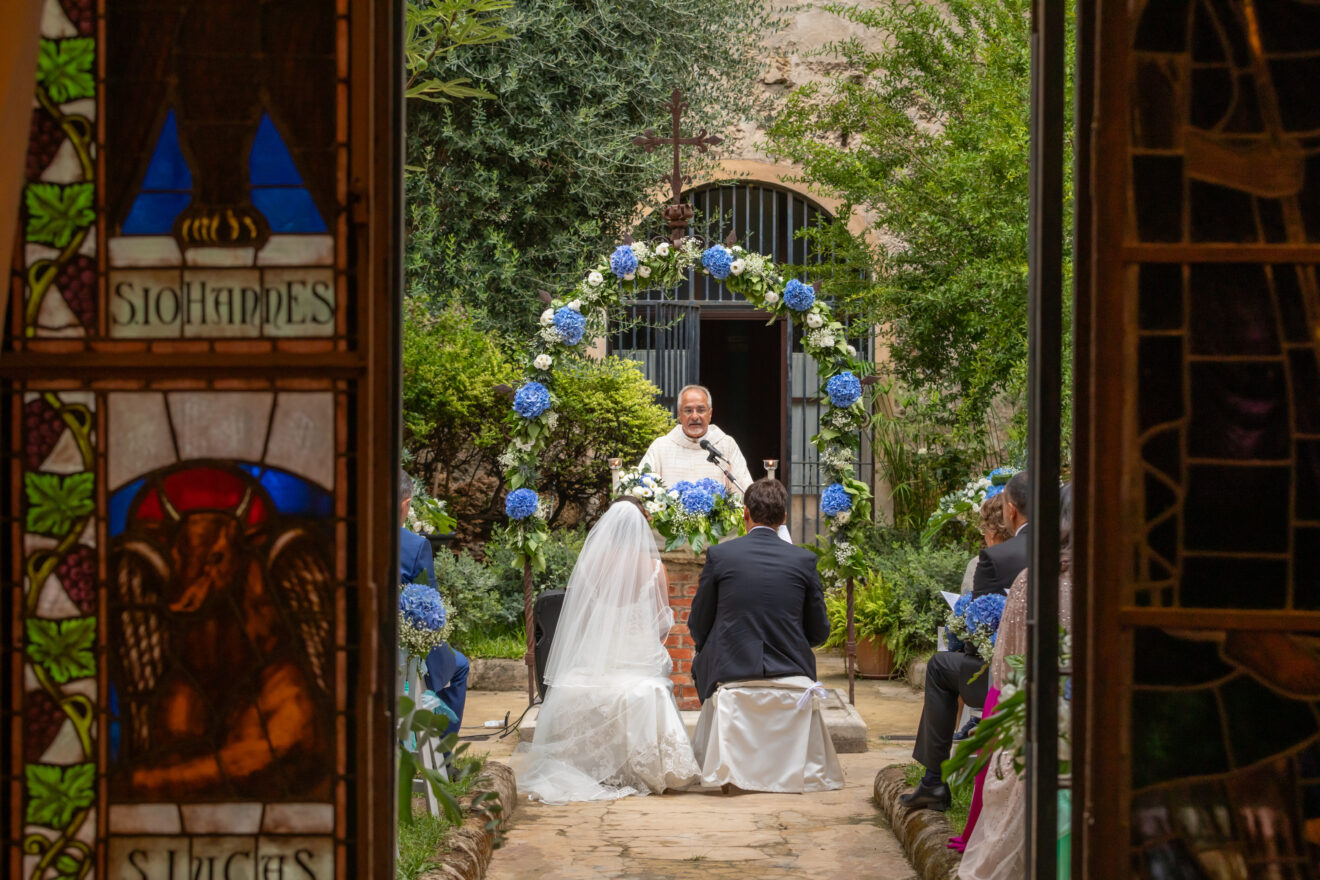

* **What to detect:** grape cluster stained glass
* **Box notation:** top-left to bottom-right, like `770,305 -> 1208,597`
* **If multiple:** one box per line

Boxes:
1124,1 -> 1320,875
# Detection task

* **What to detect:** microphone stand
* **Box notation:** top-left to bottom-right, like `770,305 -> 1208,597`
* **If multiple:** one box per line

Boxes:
706,449 -> 746,495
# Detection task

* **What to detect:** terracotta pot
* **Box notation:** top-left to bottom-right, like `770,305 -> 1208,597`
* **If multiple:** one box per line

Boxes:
855,634 -> 896,679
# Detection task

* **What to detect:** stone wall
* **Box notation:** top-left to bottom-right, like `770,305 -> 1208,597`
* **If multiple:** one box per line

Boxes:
661,548 -> 705,709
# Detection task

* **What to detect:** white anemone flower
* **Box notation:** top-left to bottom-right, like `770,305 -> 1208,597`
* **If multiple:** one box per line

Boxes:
631,486 -> 649,498
730,259 -> 745,275
806,312 -> 823,329
638,265 -> 652,278
764,291 -> 780,305
567,299 -> 582,312
655,242 -> 670,257
540,308 -> 555,326
534,354 -> 552,371
587,271 -> 604,287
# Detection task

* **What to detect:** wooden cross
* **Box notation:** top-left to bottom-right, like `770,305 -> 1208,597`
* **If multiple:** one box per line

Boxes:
632,89 -> 722,243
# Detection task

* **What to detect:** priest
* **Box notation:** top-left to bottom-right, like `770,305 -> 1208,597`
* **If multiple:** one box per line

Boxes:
640,385 -> 754,495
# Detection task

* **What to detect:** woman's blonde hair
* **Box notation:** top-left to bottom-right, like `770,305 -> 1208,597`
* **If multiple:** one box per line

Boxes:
979,494 -> 1013,543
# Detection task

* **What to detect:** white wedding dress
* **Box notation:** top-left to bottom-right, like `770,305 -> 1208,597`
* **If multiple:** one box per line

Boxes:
513,502 -> 700,804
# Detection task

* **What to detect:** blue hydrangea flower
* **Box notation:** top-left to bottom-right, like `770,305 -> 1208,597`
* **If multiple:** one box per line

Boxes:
505,488 -> 540,520
963,592 -> 1007,632
701,245 -> 734,280
696,477 -> 726,499
610,245 -> 639,278
400,584 -> 447,632
553,307 -> 586,345
512,381 -> 552,419
680,486 -> 715,515
953,592 -> 973,618
671,480 -> 695,495
820,482 -> 852,517
826,371 -> 862,408
985,484 -> 1005,499
783,279 -> 815,312
1064,678 -> 1072,701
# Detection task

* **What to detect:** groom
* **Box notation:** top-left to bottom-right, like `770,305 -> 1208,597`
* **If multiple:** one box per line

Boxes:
689,478 -> 830,702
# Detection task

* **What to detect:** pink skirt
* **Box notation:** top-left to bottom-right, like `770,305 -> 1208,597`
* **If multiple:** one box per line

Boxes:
947,685 -> 1000,853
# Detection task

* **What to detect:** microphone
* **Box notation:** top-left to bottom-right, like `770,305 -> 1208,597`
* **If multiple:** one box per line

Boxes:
699,438 -> 725,461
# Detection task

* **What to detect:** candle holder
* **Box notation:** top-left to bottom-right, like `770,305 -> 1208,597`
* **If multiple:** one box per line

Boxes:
608,457 -> 623,491
763,459 -> 779,482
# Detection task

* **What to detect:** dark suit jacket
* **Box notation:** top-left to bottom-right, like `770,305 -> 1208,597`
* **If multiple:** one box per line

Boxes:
970,523 -> 1029,597
689,527 -> 831,702
400,528 -> 437,589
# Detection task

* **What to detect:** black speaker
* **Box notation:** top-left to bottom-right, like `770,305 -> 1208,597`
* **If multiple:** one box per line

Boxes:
533,589 -> 566,700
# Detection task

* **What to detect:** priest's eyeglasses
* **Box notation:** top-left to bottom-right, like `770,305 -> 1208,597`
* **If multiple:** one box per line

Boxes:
680,405 -> 709,415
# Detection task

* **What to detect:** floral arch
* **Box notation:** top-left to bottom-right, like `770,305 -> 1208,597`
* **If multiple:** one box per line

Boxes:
496,235 -> 878,687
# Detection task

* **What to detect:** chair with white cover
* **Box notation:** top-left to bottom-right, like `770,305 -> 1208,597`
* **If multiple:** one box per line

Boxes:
691,676 -> 845,793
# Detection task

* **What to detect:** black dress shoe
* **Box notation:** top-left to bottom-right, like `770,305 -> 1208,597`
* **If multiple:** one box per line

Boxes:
898,781 -> 952,811
952,715 -> 981,742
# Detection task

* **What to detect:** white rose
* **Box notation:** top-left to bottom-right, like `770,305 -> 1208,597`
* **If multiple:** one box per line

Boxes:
624,272 -> 635,281
587,271 -> 604,287
655,242 -> 670,257
764,291 -> 779,305
819,333 -> 835,348
637,265 -> 652,278
567,299 -> 582,312
836,511 -> 850,525
730,259 -> 745,275
540,308 -> 555,326
847,345 -> 857,357
631,486 -> 648,498
534,354 -> 552,370
806,312 -> 823,328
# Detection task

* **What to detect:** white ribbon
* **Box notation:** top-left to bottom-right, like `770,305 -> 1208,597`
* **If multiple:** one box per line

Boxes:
796,681 -> 827,710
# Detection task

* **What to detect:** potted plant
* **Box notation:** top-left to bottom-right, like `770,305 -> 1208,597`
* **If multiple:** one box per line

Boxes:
825,571 -> 898,679
408,491 -> 458,555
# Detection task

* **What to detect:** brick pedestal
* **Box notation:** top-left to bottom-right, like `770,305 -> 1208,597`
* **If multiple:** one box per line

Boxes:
661,547 -> 705,709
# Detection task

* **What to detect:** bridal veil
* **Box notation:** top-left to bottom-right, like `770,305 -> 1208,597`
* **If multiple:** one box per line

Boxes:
514,501 -> 699,803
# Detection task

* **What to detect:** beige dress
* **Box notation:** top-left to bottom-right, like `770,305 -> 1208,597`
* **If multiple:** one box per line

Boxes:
958,568 -> 1073,880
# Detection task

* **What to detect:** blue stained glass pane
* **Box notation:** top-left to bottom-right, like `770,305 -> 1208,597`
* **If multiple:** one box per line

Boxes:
122,191 -> 192,235
108,477 -> 146,537
141,110 -> 193,190
249,113 -> 305,186
237,463 -> 333,516
251,187 -> 329,234
108,684 -> 121,761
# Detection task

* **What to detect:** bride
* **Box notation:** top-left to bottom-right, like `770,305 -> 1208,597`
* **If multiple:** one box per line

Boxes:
513,497 -> 700,803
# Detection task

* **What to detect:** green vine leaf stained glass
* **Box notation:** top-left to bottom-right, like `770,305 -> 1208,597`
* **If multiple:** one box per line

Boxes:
24,763 -> 95,829
24,471 -> 95,536
23,182 -> 96,250
36,38 -> 96,103
26,618 -> 97,684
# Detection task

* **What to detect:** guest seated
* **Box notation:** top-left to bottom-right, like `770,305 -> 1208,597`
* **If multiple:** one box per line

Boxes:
953,494 -> 1016,745
399,470 -> 467,739
957,483 -> 1075,879
901,472 -> 1030,811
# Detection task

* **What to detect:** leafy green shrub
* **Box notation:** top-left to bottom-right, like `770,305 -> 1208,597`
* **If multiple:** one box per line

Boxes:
402,300 -> 516,546
825,537 -> 971,672
538,358 -> 672,525
432,551 -> 507,648
487,526 -> 587,620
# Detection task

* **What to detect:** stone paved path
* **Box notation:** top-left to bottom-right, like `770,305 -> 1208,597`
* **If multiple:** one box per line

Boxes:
462,653 -> 923,879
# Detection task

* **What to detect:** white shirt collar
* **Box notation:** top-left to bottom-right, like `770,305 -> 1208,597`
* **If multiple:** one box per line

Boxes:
749,525 -> 778,533
1015,522 -> 1027,536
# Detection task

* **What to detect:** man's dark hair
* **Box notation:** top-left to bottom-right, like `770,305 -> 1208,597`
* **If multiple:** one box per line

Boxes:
744,478 -> 788,526
399,469 -> 415,506
1004,471 -> 1029,518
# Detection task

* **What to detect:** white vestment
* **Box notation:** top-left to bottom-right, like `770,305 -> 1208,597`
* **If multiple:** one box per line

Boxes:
639,424 -> 754,495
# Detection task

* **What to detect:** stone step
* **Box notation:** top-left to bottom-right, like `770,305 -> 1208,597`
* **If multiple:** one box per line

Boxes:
517,687 -> 868,753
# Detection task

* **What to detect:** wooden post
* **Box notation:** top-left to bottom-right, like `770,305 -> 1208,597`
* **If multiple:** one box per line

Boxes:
523,559 -> 536,704
846,575 -> 856,705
